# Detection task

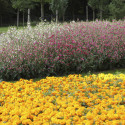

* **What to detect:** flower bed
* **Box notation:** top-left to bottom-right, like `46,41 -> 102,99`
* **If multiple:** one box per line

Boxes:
0,73 -> 125,125
0,21 -> 125,80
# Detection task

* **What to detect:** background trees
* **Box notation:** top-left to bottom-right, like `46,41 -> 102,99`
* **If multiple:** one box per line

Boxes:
58,0 -> 68,21
11,0 -> 35,27
11,0 -> 21,28
0,0 -> 125,26
33,0 -> 51,21
0,0 -> 14,26
50,0 -> 68,22
109,0 -> 125,20
88,0 -> 110,20
88,0 -> 97,21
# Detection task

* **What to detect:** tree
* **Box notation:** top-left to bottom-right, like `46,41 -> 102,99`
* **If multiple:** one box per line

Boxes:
59,0 -> 68,21
0,0 -> 13,16
11,0 -> 35,27
67,0 -> 79,20
109,0 -> 125,20
19,0 -> 34,26
33,0 -> 51,21
50,0 -> 60,23
23,0 -> 35,27
11,0 -> 21,28
88,0 -> 97,21
99,0 -> 110,20
0,0 -> 14,26
50,0 -> 68,23
88,0 -> 109,20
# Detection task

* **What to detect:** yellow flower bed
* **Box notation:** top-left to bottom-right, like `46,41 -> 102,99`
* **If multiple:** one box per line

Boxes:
0,73 -> 125,125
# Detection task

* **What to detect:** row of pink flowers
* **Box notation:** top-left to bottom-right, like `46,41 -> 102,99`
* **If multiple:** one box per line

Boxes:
0,21 -> 125,80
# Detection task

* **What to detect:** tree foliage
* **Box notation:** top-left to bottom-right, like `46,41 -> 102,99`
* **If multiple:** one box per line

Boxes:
0,0 -> 14,15
0,0 -> 125,26
50,0 -> 68,18
60,0 -> 68,18
109,0 -> 125,19
33,0 -> 51,20
88,0 -> 98,10
11,0 -> 35,10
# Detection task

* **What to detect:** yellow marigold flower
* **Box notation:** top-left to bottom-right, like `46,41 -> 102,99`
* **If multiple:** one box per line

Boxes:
84,120 -> 93,125
69,110 -> 76,116
64,114 -> 70,120
42,122 -> 50,125
100,114 -> 107,121
73,116 -> 79,121
22,119 -> 32,125
58,119 -> 66,125
66,119 -> 71,125
120,120 -> 125,125
120,115 -> 125,120
62,103 -> 67,108
76,110 -> 82,116
12,119 -> 22,125
101,110 -> 107,115
74,103 -> 80,109
63,93 -> 68,96
1,116 -> 9,122
111,120 -> 120,125
20,115 -> 27,121
86,112 -> 94,120
51,91 -> 58,96
32,121 -> 43,125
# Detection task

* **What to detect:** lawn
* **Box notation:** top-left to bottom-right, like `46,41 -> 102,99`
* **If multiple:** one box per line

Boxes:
0,26 -> 25,33
5,68 -> 125,83
0,26 -> 24,34
0,26 -> 34,34
0,27 -> 8,34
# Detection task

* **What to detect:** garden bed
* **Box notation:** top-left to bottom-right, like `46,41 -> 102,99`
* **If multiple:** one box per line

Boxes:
0,21 -> 125,81
0,73 -> 125,124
